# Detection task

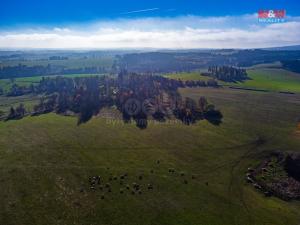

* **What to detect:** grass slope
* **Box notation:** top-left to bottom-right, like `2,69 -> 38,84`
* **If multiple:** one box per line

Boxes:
235,68 -> 300,93
0,88 -> 300,225
165,67 -> 300,93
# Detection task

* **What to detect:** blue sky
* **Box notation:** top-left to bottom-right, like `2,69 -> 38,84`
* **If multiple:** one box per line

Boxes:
1,0 -> 298,27
0,0 -> 299,49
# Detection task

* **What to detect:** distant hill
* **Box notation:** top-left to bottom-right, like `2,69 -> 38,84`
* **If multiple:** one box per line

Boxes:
263,45 -> 300,51
116,49 -> 300,73
281,60 -> 300,73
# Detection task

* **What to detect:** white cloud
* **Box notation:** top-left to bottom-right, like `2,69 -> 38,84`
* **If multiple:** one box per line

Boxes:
121,8 -> 160,15
0,15 -> 300,49
53,27 -> 71,33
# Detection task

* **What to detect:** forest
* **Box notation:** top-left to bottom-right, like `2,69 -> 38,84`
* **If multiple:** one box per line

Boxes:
115,50 -> 300,73
205,66 -> 248,82
0,64 -> 108,79
282,60 -> 300,73
5,71 -> 222,128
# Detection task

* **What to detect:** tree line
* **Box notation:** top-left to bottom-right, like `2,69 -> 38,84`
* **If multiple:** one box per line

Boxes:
4,72 -> 223,128
204,66 -> 248,82
0,64 -> 108,79
281,60 -> 300,73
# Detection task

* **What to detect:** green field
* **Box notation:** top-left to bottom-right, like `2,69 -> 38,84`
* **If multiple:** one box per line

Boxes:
165,67 -> 300,93
0,87 -> 300,225
1,65 -> 300,225
165,70 -> 209,81
234,68 -> 300,93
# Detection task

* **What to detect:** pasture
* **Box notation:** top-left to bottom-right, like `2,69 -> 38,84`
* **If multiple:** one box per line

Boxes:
238,68 -> 300,93
165,67 -> 300,93
0,87 -> 300,225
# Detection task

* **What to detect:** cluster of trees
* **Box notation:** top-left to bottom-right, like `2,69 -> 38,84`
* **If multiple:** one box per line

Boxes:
0,64 -> 108,79
281,60 -> 300,73
3,75 -> 219,98
185,79 -> 218,87
174,96 -> 222,125
6,83 -> 33,96
115,71 -> 182,128
6,104 -> 26,120
114,71 -> 222,128
32,76 -> 104,124
4,71 -> 223,127
49,56 -> 68,60
206,66 -> 248,82
33,94 -> 57,116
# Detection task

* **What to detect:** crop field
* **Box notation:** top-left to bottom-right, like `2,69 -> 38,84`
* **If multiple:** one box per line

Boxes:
0,86 -> 300,225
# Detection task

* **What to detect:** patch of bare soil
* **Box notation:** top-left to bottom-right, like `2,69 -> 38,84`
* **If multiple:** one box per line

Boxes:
246,151 -> 300,201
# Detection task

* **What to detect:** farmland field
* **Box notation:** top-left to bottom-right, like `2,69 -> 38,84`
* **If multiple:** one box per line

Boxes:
236,68 -> 300,93
165,71 -> 210,81
1,0 -> 300,223
1,50 -> 300,225
165,67 -> 300,93
0,85 -> 300,225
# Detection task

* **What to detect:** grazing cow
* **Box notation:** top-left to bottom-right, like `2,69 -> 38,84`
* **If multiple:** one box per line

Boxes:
247,167 -> 254,172
246,177 -> 254,183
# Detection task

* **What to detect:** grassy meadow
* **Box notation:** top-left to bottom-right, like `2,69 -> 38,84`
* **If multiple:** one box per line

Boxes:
0,85 -> 300,225
165,67 -> 300,93
165,70 -> 210,81
238,68 -> 300,92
